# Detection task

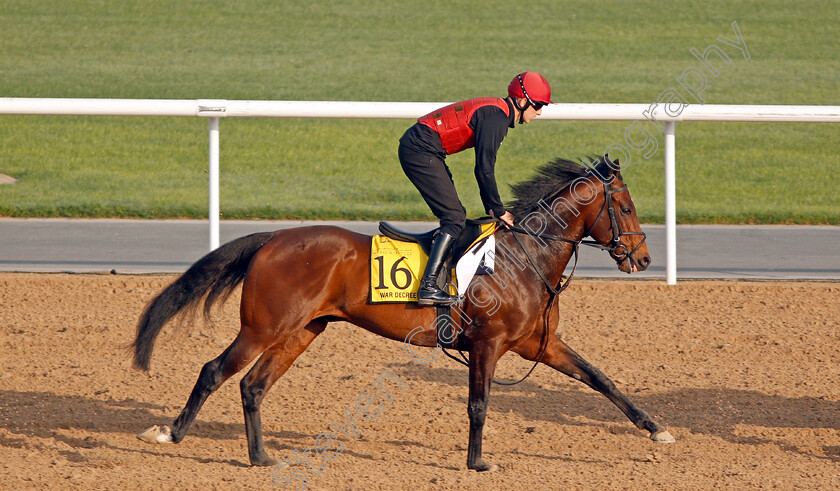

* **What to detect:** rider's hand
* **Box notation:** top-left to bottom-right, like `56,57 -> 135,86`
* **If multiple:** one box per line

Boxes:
490,210 -> 515,229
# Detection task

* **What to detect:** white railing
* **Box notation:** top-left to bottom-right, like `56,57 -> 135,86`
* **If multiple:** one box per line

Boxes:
2,98 -> 839,283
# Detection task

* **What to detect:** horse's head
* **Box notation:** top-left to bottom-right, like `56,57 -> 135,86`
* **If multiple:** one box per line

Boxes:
582,156 -> 651,274
508,155 -> 651,274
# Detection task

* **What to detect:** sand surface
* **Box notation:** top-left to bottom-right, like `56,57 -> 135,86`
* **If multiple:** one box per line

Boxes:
0,273 -> 838,490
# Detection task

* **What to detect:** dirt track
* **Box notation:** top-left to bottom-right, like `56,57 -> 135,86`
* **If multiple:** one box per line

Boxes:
0,273 -> 838,490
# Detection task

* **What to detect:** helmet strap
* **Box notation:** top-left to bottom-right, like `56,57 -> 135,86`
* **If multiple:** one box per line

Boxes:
510,97 -> 530,124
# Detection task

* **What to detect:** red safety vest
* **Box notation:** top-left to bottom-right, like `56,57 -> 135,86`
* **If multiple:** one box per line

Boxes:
418,97 -> 510,155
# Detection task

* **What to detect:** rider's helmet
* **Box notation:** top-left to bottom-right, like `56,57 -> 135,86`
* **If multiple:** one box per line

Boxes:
507,72 -> 553,109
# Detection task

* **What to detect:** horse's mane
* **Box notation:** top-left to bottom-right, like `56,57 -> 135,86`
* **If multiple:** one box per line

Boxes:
508,155 -> 613,217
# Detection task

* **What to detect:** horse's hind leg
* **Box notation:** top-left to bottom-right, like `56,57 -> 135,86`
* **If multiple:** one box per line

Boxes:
240,319 -> 327,466
520,335 -> 674,443
137,330 -> 272,445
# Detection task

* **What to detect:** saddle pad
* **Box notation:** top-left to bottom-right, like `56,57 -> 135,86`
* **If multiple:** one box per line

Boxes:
369,235 -> 456,304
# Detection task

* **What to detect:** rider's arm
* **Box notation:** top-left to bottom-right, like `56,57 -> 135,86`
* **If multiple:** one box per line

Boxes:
471,106 -> 512,218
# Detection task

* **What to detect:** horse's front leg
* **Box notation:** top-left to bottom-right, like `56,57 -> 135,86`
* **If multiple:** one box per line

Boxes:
466,341 -> 503,472
517,334 -> 675,443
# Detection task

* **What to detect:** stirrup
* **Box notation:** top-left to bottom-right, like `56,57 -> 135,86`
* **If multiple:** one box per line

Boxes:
417,294 -> 457,307
417,283 -> 457,306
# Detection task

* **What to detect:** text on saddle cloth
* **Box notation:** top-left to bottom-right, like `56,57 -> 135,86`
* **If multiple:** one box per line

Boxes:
369,223 -> 497,304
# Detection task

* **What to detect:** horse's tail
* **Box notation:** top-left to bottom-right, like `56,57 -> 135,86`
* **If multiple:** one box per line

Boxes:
131,231 -> 276,371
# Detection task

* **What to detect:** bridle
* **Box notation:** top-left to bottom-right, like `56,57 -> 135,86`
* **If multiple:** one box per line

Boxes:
580,181 -> 647,265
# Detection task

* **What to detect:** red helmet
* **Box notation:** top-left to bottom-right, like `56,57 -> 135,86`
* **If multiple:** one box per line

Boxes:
508,72 -> 553,106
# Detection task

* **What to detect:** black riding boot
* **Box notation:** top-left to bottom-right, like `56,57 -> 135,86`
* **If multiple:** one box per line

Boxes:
417,232 -> 457,306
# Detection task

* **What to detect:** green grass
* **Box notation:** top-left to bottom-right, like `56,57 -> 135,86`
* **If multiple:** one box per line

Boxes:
0,0 -> 838,223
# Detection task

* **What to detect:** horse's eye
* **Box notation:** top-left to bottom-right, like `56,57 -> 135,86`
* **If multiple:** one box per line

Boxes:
621,207 -> 632,216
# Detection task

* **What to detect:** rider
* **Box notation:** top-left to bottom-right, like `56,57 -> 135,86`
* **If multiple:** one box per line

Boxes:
398,72 -> 552,306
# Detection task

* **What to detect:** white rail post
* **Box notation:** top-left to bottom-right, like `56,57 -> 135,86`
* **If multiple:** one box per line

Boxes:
664,121 -> 677,285
208,117 -> 220,251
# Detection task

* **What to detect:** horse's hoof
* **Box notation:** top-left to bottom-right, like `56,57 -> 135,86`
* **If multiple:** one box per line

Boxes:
137,425 -> 174,444
470,458 -> 500,472
651,430 -> 675,443
250,453 -> 279,467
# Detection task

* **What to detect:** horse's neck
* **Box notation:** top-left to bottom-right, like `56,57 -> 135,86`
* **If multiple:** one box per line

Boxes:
499,203 -> 588,289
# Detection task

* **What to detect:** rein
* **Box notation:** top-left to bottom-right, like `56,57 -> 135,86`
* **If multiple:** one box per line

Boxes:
488,228 -> 575,386
509,227 -> 579,296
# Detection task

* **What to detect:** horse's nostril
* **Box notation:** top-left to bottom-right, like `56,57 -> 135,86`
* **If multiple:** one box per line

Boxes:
640,256 -> 651,267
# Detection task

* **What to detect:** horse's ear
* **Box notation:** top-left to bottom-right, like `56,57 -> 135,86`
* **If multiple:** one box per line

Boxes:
604,154 -> 621,175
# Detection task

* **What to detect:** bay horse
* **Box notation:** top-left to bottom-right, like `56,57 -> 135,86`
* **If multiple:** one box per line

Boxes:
132,155 -> 674,472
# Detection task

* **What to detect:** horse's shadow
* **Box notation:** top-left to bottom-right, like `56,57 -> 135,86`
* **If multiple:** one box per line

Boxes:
2,364 -> 837,466
392,362 -> 840,461
0,388 -> 460,470
0,390 -> 311,467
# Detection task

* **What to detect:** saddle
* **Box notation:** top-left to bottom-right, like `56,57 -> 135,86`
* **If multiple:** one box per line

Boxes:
378,217 -> 497,260
376,219 -> 497,350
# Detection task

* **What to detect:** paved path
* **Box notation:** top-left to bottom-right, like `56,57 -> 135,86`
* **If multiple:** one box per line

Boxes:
1,218 -> 838,280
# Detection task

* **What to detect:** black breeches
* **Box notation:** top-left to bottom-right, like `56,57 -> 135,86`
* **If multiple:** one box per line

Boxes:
398,144 -> 466,237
